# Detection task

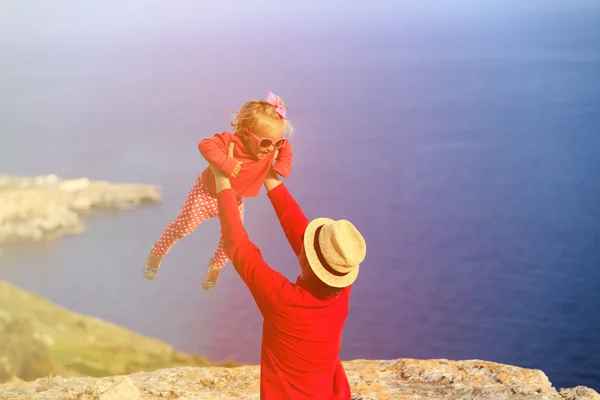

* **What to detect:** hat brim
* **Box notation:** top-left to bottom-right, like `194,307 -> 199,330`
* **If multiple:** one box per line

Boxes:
303,217 -> 360,288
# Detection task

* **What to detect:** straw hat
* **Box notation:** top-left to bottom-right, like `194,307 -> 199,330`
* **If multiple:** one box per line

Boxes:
303,217 -> 367,288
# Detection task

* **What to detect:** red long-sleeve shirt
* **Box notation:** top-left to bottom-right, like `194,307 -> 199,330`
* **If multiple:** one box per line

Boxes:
198,132 -> 293,197
217,184 -> 352,400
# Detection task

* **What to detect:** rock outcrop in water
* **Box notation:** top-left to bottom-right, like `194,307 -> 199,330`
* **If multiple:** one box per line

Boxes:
0,174 -> 161,254
1,359 -> 598,399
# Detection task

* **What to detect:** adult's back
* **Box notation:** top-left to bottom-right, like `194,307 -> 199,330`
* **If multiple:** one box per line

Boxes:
262,279 -> 352,397
208,147 -> 367,399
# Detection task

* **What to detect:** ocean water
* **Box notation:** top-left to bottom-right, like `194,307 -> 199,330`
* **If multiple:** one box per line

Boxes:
1,8 -> 600,391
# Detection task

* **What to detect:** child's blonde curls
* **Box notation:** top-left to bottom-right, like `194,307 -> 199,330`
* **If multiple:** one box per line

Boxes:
230,96 -> 294,138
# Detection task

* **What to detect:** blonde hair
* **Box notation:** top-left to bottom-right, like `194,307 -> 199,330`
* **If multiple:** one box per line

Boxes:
230,96 -> 294,138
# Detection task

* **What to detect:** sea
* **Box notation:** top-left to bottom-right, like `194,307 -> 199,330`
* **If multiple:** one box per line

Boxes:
1,3 -> 599,391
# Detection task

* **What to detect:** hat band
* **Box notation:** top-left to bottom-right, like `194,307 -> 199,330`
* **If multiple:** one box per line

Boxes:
314,225 -> 350,277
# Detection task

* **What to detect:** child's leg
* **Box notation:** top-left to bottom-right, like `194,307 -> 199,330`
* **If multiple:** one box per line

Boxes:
201,197 -> 244,291
144,175 -> 215,280
153,175 -> 214,258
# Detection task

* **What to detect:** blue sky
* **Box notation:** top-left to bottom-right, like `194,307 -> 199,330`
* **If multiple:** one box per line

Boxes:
1,0 -> 599,49
3,0 -> 600,34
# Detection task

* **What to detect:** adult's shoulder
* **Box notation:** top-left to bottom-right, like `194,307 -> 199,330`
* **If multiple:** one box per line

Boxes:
343,285 -> 353,298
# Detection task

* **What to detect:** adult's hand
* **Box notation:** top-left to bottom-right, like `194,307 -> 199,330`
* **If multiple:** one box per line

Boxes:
209,143 -> 235,193
264,150 -> 283,193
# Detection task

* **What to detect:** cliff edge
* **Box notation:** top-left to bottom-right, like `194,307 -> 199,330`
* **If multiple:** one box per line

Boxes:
1,358 -> 598,400
0,280 -> 220,386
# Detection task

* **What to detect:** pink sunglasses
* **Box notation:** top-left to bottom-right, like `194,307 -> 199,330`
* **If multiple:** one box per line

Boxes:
245,129 -> 287,149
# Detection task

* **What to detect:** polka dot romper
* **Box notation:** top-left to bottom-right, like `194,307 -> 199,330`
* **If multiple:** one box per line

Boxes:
152,174 -> 244,268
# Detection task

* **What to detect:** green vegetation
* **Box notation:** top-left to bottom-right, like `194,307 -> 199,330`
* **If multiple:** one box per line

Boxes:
0,280 -> 231,384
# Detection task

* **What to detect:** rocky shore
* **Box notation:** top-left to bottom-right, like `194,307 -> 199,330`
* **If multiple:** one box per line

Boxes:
0,174 -> 161,254
1,359 -> 598,400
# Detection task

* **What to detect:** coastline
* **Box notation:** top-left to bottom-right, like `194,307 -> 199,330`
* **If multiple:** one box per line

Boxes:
0,173 -> 161,255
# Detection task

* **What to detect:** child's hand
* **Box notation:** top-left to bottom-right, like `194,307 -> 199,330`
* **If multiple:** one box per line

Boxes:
228,142 -> 243,178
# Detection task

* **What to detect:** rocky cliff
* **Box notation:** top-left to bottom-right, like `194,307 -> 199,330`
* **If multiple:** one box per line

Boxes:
0,173 -> 161,254
1,358 -> 598,400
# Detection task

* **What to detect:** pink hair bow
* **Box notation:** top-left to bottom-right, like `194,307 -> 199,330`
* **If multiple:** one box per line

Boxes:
266,91 -> 286,119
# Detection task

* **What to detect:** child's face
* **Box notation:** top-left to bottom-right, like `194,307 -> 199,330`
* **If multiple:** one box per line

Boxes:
244,118 -> 286,160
